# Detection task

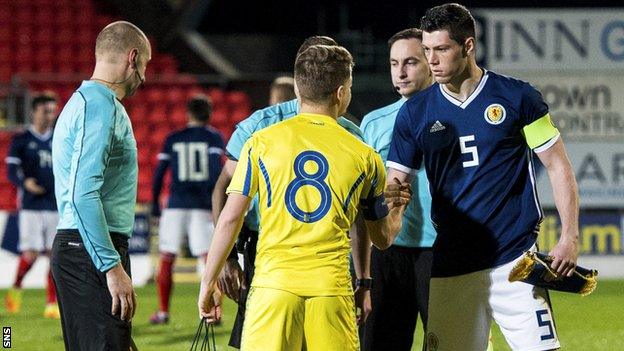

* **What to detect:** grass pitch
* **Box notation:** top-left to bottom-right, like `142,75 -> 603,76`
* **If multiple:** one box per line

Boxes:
1,280 -> 623,350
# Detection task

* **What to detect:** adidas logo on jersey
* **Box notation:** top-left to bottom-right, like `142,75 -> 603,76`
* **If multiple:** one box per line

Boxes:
430,120 -> 446,133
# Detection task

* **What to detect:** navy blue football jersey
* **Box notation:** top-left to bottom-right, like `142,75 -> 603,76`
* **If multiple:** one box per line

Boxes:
6,128 -> 56,210
153,126 -> 224,210
388,70 -> 558,277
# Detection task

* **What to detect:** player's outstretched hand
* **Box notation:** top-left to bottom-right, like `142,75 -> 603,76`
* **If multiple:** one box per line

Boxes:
198,280 -> 222,323
217,259 -> 246,302
24,177 -> 46,195
106,263 -> 135,322
354,286 -> 371,325
549,238 -> 579,277
384,177 -> 412,210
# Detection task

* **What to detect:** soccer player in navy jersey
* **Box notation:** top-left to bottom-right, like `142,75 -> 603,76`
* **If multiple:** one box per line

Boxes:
150,95 -> 225,324
5,93 -> 59,319
387,4 -> 579,351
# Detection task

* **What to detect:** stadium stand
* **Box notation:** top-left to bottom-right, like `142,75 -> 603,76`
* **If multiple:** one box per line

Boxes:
0,0 -> 251,208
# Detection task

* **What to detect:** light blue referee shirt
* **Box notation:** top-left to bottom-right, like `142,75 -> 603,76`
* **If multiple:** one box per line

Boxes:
53,81 -> 138,272
226,98 -> 363,231
361,98 -> 436,248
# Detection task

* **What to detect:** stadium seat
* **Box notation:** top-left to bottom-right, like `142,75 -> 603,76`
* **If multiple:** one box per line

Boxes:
0,26 -> 12,42
227,91 -> 251,110
148,105 -> 168,124
0,0 -> 253,209
150,128 -> 169,147
230,107 -> 250,124
145,88 -> 166,105
166,87 -> 185,104
129,104 -> 148,121
210,107 -> 229,127
169,107 -> 187,126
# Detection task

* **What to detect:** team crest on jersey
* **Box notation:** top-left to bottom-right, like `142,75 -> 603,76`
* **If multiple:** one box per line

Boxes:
484,103 -> 506,125
426,332 -> 439,351
28,141 -> 38,149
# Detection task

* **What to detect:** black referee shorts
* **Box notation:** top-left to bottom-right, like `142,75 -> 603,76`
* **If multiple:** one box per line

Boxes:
228,226 -> 258,349
363,245 -> 432,351
51,229 -> 132,351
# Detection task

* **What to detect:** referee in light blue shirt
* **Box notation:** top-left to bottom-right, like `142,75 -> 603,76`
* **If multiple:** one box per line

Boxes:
51,21 -> 151,351
360,28 -> 435,351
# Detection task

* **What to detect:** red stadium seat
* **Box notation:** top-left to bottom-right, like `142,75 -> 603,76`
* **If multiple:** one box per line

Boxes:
166,87 -> 185,105
34,10 -> 55,27
0,26 -> 12,43
150,128 -> 169,147
207,88 -> 225,105
133,125 -> 150,145
129,104 -> 148,121
230,107 -> 250,124
0,46 -> 12,62
0,67 -> 11,82
210,107 -> 229,127
138,149 -> 152,167
56,9 -> 73,26
0,7 -> 11,24
145,88 -> 166,105
148,106 -> 168,124
227,91 -> 251,109
170,107 -> 187,126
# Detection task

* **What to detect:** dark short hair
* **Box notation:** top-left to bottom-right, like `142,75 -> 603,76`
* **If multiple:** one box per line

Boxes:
32,93 -> 58,110
294,45 -> 353,103
296,36 -> 338,57
187,95 -> 212,122
420,3 -> 476,45
388,28 -> 423,48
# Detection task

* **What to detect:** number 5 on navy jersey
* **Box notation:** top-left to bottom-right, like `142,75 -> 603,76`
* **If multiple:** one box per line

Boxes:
460,135 -> 479,168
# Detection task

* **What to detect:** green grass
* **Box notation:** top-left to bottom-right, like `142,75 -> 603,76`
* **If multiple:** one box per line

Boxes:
1,280 -> 623,350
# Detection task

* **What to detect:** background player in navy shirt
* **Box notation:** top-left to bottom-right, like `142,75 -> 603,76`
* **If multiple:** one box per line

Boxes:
5,93 -> 60,319
387,4 -> 579,350
150,95 -> 225,324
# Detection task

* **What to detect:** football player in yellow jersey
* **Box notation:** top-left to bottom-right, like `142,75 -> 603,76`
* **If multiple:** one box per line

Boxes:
198,44 -> 410,351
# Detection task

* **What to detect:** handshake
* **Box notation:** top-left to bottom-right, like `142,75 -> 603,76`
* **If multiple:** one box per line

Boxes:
384,177 -> 413,210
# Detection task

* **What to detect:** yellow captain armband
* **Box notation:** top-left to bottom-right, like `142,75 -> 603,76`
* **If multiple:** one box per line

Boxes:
522,114 -> 560,152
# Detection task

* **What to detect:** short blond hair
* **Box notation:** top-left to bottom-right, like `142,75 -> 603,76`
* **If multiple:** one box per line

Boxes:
294,45 -> 353,103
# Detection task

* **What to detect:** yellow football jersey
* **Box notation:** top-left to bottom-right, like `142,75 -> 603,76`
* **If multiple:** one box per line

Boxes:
227,113 -> 387,296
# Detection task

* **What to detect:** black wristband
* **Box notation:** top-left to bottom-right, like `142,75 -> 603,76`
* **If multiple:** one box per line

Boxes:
355,278 -> 373,289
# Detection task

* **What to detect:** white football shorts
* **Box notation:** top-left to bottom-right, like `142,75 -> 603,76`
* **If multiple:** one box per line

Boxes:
19,210 -> 59,251
158,209 -> 214,256
426,246 -> 560,351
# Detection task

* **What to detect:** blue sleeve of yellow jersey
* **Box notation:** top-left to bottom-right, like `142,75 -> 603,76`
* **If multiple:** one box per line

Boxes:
387,103 -> 422,176
69,93 -> 120,272
360,151 -> 389,221
227,138 -> 259,198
